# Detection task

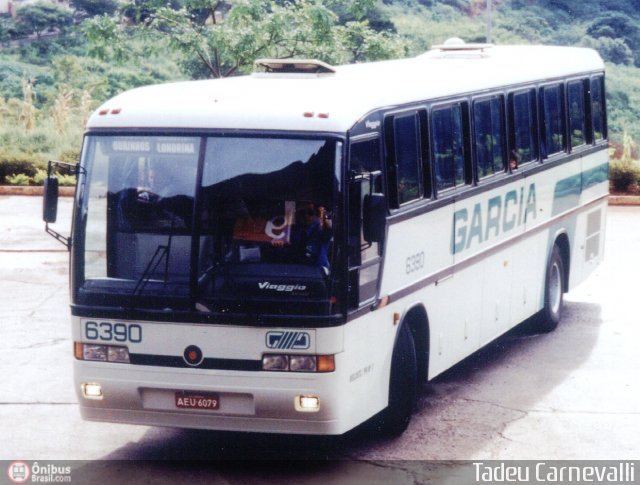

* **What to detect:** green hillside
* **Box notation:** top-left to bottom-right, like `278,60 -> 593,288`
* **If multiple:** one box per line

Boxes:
1,0 -> 639,185
382,0 -> 640,145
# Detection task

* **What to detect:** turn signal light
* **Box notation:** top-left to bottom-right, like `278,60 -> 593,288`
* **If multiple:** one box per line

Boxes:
317,355 -> 335,372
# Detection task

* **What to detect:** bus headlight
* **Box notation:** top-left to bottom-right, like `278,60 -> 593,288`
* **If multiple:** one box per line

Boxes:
262,354 -> 289,371
82,344 -> 107,361
75,342 -> 130,364
107,346 -> 130,363
262,354 -> 335,372
289,355 -> 316,372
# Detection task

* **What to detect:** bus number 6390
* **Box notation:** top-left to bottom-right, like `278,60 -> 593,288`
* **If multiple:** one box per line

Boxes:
406,251 -> 425,274
84,321 -> 143,343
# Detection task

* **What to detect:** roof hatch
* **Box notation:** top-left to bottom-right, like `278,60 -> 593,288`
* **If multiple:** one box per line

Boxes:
253,59 -> 337,75
431,37 -> 493,52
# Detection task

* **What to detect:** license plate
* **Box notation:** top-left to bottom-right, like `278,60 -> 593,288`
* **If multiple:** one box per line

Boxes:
175,391 -> 220,410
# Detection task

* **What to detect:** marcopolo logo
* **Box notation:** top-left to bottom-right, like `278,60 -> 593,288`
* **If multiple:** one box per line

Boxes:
266,331 -> 311,350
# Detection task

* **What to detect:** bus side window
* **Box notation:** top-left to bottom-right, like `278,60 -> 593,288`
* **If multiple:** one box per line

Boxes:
348,137 -> 382,266
540,84 -> 566,158
590,76 -> 606,142
389,113 -> 423,206
508,88 -> 539,168
473,95 -> 506,178
432,104 -> 467,192
568,79 -> 587,148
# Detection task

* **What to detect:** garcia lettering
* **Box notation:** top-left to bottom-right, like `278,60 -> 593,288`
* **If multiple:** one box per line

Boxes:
451,183 -> 537,254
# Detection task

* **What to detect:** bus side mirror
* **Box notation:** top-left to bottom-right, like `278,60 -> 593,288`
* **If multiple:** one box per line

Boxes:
43,176 -> 59,223
43,160 -> 79,249
363,193 -> 386,243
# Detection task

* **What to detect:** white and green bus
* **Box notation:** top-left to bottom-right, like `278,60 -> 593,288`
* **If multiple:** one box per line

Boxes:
44,40 -> 608,436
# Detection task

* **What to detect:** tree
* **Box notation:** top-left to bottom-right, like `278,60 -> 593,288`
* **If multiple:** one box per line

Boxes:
83,15 -> 130,63
71,0 -> 120,17
14,2 -> 73,41
87,0 -> 408,79
121,0 -> 186,25
0,96 -> 7,127
587,13 -> 640,67
584,36 -> 634,66
167,0 -> 408,77
0,17 -> 13,45
330,0 -> 396,33
51,86 -> 73,135
147,0 -> 341,78
20,79 -> 36,133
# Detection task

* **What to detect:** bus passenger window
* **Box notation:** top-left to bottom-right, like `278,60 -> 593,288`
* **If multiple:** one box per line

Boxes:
591,77 -> 606,141
568,80 -> 587,148
393,114 -> 422,204
509,89 -> 538,167
473,96 -> 505,178
432,104 -> 466,192
541,84 -> 566,157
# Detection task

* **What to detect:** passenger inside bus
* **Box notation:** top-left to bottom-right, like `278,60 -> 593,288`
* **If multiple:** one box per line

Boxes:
509,149 -> 520,171
231,201 -> 333,275
270,202 -> 332,274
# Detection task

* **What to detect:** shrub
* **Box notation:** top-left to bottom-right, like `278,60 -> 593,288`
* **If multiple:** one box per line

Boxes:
57,173 -> 77,186
33,168 -> 47,185
6,172 -> 31,186
32,167 -> 75,186
609,130 -> 640,193
57,148 -> 81,164
0,151 -> 46,183
610,159 -> 640,193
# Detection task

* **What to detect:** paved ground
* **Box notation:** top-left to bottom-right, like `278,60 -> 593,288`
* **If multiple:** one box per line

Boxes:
1,196 -> 638,483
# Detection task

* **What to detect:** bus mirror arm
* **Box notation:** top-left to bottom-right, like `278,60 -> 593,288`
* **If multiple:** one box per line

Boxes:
363,193 -> 386,244
43,160 -> 81,249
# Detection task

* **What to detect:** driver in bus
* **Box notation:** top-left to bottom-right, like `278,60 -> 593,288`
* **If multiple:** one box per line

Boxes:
138,164 -> 170,203
271,202 -> 332,274
133,162 -> 188,229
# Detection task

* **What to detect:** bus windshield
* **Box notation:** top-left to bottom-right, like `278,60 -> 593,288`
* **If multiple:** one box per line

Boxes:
75,135 -> 340,315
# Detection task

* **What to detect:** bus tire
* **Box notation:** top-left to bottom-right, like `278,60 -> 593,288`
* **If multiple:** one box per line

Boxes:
535,244 -> 565,333
376,323 -> 417,436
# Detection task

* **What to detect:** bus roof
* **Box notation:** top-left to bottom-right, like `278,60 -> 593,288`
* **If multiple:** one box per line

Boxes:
87,43 -> 604,134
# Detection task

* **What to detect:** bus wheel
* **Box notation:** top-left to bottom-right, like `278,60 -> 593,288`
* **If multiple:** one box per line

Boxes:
535,244 -> 565,333
376,323 -> 417,436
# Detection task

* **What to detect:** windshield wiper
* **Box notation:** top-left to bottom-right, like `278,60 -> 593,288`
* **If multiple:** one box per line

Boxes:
132,215 -> 176,297
131,242 -> 171,297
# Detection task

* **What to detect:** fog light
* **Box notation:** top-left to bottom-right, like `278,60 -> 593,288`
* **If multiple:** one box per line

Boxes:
81,382 -> 103,400
262,354 -> 289,371
295,395 -> 320,412
289,355 -> 316,372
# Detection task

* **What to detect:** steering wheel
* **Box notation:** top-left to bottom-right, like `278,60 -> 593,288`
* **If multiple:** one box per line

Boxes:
136,187 -> 161,204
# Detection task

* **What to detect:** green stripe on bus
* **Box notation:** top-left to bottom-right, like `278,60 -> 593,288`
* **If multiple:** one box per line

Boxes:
552,162 -> 608,216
